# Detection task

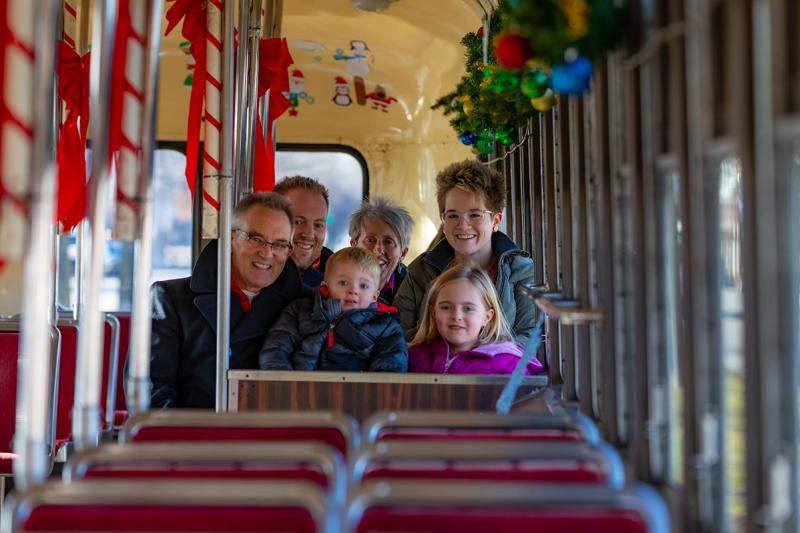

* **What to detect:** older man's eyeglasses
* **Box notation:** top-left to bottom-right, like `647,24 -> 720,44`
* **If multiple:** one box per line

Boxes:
441,209 -> 494,226
234,229 -> 293,253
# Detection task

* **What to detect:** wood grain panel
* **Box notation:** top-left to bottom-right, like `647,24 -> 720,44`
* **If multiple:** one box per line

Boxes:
236,379 -> 543,422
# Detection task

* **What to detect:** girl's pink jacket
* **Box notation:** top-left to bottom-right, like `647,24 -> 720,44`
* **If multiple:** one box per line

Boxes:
408,339 -> 544,375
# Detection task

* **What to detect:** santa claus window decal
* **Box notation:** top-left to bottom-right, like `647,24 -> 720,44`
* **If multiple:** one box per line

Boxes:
275,145 -> 367,252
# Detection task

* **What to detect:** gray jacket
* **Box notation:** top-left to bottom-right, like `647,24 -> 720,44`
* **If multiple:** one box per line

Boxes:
394,231 -> 537,347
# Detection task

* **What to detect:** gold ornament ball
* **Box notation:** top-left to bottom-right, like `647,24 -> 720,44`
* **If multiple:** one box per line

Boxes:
463,99 -> 474,115
531,89 -> 558,112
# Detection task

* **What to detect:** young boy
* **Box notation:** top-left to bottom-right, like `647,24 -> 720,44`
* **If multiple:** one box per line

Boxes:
258,247 -> 408,372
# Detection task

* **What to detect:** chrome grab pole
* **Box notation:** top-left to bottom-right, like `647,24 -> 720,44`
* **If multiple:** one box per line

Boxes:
216,0 -> 235,412
126,0 -> 164,417
13,0 -> 60,491
73,0 -> 91,321
233,0 -> 250,201
260,0 -> 282,154
241,0 -> 262,195
73,0 -> 117,451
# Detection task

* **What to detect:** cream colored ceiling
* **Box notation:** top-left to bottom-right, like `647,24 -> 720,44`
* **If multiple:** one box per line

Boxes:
156,0 -> 483,146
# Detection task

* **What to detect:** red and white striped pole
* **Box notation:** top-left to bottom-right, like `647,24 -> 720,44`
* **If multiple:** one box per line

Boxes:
202,0 -> 224,238
63,0 -> 77,50
8,0 -> 60,489
0,0 -> 35,273
114,0 -> 147,240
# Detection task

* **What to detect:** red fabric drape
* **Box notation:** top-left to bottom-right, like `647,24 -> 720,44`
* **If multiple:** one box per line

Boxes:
55,42 -> 91,231
165,0 -> 207,199
252,38 -> 292,192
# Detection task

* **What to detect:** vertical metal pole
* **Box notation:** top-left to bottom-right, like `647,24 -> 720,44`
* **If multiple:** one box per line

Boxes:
126,0 -> 163,416
241,0 -> 262,195
73,0 -> 117,451
259,0 -> 282,170
73,0 -> 90,321
13,0 -> 60,491
233,0 -> 250,201
216,0 -> 234,412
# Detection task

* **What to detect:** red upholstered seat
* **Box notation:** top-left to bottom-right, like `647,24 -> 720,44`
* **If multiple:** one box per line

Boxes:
82,465 -> 330,487
113,410 -> 127,427
111,313 -> 130,414
0,452 -> 17,475
131,426 -> 349,457
54,319 -> 120,456
0,331 -> 20,474
356,506 -> 648,533
11,479 -> 328,532
20,504 -> 316,532
377,428 -> 584,442
53,325 -> 78,451
362,464 -> 605,484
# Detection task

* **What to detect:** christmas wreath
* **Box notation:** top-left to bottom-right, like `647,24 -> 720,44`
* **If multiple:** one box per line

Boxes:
433,0 -> 626,155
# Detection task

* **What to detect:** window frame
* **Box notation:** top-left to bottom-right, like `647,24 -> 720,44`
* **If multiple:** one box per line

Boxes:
276,143 -> 370,199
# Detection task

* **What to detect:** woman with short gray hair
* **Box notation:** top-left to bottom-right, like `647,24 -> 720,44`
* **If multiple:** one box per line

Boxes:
348,196 -> 414,304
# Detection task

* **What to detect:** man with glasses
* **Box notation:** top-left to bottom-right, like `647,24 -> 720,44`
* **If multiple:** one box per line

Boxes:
149,192 -> 305,408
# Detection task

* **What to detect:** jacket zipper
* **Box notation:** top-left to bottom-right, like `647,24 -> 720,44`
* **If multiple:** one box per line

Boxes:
443,344 -> 458,373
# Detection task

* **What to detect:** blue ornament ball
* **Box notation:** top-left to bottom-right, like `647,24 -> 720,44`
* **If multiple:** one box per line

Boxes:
460,131 -> 477,145
551,56 -> 594,95
571,56 -> 594,80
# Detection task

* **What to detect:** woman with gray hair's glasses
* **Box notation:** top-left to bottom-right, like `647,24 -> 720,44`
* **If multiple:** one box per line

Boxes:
348,196 -> 415,304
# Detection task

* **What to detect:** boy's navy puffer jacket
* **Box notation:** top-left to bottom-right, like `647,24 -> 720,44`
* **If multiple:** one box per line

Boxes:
258,288 -> 408,372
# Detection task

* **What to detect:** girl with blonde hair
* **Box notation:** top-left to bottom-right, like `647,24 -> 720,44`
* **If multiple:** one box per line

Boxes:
409,265 -> 543,375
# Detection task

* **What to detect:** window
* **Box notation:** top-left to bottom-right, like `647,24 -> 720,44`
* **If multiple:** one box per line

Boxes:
714,155 -> 746,532
275,146 -> 367,251
658,165 -> 685,485
56,148 -> 192,312
782,131 -> 800,528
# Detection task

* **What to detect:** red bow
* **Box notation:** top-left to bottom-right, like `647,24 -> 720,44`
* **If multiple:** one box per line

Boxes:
55,41 -> 91,230
165,0 -> 207,199
252,38 -> 292,192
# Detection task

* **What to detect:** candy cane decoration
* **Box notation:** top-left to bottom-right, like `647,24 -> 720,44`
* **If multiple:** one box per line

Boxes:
203,0 -> 224,238
114,0 -> 147,240
0,0 -> 35,270
63,0 -> 77,50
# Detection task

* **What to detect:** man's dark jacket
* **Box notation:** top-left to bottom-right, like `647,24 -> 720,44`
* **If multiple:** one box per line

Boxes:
258,288 -> 408,372
149,240 -> 305,408
298,246 -> 334,288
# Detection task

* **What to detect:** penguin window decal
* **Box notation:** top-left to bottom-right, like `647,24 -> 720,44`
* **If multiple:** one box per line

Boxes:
333,77 -> 353,106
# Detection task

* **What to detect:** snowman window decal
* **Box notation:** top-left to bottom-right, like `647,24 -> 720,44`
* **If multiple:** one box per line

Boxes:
333,40 -> 374,105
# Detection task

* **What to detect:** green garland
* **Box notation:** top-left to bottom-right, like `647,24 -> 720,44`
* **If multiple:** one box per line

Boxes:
432,2 -> 532,151
432,0 -> 626,155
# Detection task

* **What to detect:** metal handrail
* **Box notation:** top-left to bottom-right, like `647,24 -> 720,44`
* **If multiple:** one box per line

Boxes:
521,285 -> 604,326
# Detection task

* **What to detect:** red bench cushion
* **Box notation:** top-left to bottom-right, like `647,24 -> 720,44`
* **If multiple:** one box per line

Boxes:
362,463 -> 605,484
376,429 -> 584,442
21,504 -> 316,532
132,426 -> 349,456
0,332 -> 20,458
82,465 -> 330,488
357,506 -> 648,533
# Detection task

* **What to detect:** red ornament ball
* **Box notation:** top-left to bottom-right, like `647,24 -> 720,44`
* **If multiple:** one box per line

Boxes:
494,33 -> 531,70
